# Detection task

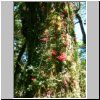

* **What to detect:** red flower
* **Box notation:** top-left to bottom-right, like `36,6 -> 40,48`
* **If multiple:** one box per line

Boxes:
65,40 -> 68,47
51,50 -> 57,55
47,90 -> 51,95
41,38 -> 48,42
64,80 -> 68,85
31,76 -> 36,81
47,58 -> 51,61
56,53 -> 66,61
46,90 -> 51,98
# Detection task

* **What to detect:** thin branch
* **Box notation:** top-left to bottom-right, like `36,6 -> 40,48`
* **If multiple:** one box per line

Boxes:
74,21 -> 79,25
72,2 -> 81,13
72,2 -> 86,45
76,13 -> 86,44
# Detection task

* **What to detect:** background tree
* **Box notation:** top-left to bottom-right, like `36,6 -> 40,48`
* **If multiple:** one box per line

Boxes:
73,2 -> 86,45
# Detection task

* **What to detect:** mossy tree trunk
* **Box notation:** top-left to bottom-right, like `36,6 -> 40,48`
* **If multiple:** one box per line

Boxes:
14,2 -> 83,98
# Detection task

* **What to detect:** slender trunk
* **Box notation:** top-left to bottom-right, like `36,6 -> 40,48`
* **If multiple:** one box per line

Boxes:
76,13 -> 86,44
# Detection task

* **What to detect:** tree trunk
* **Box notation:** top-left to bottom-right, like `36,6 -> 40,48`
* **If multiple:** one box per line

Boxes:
14,2 -> 85,98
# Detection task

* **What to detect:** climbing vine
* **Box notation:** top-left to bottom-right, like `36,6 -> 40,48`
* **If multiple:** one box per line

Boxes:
14,2 -> 86,98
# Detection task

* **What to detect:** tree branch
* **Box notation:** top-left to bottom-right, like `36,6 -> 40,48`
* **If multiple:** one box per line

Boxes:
76,13 -> 86,44
72,2 -> 86,45
74,21 -> 79,25
72,2 -> 81,13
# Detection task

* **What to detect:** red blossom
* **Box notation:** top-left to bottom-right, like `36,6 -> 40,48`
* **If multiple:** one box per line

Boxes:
47,90 -> 51,95
64,80 -> 68,85
46,90 -> 51,98
47,58 -> 51,61
56,53 -> 67,61
31,76 -> 36,81
65,40 -> 68,47
51,50 -> 57,55
41,38 -> 48,42
56,56 -> 63,61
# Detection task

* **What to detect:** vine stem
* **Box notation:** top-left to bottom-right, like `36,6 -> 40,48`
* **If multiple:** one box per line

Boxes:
38,40 -> 48,74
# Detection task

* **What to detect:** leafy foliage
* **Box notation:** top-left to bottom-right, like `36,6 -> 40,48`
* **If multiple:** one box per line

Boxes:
14,2 -> 86,98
